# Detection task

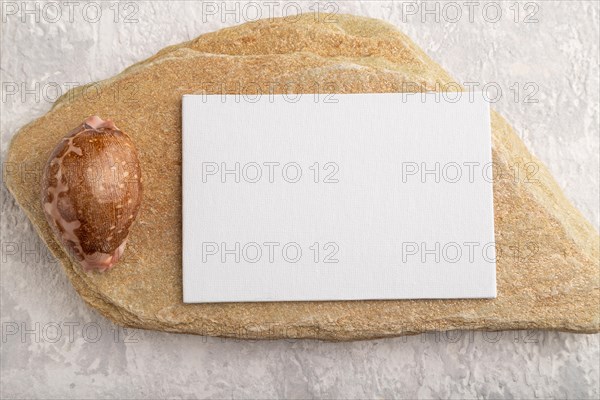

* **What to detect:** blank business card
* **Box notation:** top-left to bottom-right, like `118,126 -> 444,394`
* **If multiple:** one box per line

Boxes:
182,92 -> 496,303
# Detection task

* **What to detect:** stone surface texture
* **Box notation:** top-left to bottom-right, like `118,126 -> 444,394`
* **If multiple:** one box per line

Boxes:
1,2 -> 599,398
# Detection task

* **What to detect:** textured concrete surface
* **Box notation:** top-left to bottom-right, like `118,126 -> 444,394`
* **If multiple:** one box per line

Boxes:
1,1 -> 598,398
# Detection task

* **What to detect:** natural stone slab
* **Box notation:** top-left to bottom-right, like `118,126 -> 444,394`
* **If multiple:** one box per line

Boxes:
3,14 -> 599,340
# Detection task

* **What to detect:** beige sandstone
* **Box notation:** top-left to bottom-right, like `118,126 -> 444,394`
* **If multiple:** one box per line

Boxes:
4,14 -> 599,340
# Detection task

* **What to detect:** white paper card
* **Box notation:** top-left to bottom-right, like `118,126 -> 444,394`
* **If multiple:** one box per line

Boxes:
182,93 -> 496,303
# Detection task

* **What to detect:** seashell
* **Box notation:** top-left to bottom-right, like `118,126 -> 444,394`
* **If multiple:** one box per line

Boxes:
41,116 -> 143,272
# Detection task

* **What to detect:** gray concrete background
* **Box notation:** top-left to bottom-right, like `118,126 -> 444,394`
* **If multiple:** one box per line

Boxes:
1,1 -> 598,399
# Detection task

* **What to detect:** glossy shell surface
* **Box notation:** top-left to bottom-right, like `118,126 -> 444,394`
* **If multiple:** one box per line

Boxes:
41,116 -> 143,272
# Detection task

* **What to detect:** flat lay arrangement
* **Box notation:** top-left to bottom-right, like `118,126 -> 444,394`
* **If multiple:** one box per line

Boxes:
4,14 -> 598,341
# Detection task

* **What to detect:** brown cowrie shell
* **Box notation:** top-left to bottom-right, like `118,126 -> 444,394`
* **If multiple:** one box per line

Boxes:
41,116 -> 143,272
